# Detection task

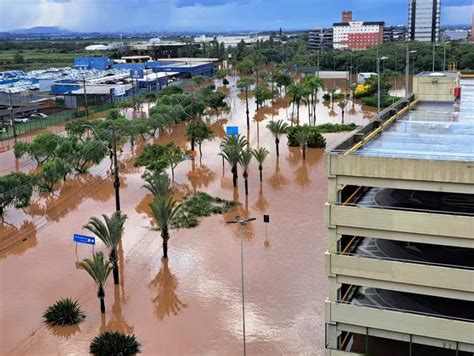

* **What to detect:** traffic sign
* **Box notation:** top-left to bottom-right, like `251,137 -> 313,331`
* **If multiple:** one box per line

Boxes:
226,126 -> 239,136
130,69 -> 144,79
73,234 -> 96,245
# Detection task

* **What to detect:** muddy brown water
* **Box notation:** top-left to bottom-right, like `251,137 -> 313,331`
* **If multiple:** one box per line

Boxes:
0,78 -> 374,355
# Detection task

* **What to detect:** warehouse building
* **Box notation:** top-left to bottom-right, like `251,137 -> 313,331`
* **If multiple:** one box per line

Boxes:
324,80 -> 473,355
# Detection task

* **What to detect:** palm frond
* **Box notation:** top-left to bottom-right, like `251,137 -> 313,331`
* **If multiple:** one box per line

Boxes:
79,251 -> 113,289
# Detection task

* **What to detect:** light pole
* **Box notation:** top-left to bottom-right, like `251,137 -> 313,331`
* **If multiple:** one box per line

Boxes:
82,124 -> 121,212
226,215 -> 256,356
439,41 -> 450,72
376,56 -> 388,116
405,47 -> 417,96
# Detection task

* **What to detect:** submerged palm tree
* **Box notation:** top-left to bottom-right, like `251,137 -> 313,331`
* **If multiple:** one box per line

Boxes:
219,134 -> 248,188
239,149 -> 253,195
267,120 -> 288,157
150,195 -> 182,259
337,99 -> 348,124
252,147 -> 269,182
79,252 -> 113,314
83,212 -> 127,285
142,172 -> 172,199
296,125 -> 310,160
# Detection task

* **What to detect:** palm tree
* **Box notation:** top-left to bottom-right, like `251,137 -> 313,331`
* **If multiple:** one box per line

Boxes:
219,134 -> 248,188
143,172 -> 172,198
83,212 -> 127,285
252,147 -> 269,182
296,125 -> 310,160
239,149 -> 253,195
79,252 -> 113,314
237,76 -> 256,130
338,99 -> 348,124
267,120 -> 288,157
305,75 -> 324,125
287,83 -> 306,125
149,194 -> 182,259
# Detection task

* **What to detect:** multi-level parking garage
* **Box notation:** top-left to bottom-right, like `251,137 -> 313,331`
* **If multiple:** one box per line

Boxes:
324,79 -> 474,355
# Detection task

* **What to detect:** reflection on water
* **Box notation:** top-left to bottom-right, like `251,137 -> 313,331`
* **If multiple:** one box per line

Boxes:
254,183 -> 268,212
99,286 -> 134,334
267,157 -> 289,189
149,258 -> 187,320
295,161 -> 311,187
186,162 -> 216,194
46,324 -> 81,339
0,220 -> 37,258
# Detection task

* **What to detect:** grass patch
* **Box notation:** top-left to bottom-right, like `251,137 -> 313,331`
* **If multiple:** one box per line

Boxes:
90,331 -> 141,356
314,123 -> 357,133
171,192 -> 238,229
43,298 -> 85,326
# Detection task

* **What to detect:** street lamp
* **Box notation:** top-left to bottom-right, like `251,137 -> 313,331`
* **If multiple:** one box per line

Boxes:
436,41 -> 450,72
82,124 -> 121,212
377,56 -> 388,116
226,215 -> 256,356
405,48 -> 417,96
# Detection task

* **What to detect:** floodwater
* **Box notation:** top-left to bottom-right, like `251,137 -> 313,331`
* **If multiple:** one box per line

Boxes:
0,77 -> 374,355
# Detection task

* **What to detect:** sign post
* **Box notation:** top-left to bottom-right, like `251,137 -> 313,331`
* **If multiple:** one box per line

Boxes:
73,233 -> 96,268
226,126 -> 239,136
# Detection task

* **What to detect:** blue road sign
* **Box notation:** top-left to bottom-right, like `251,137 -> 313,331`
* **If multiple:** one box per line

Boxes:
73,234 -> 96,245
130,69 -> 144,79
226,126 -> 239,136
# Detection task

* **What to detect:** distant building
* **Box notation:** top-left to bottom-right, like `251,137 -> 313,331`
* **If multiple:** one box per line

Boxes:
333,11 -> 384,50
384,25 -> 407,42
408,0 -> 441,42
74,57 -> 112,70
193,34 -> 271,48
308,28 -> 333,52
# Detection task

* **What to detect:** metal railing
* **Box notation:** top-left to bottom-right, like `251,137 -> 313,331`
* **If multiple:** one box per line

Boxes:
335,251 -> 474,271
335,201 -> 474,217
334,300 -> 474,323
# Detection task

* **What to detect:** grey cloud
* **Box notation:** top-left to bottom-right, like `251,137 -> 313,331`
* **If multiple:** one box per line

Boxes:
174,0 -> 248,8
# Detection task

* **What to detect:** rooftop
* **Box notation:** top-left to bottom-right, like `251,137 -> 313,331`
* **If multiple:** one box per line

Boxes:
349,80 -> 473,161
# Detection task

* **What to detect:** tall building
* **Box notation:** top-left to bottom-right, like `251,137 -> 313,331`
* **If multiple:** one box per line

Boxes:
408,0 -> 441,42
324,76 -> 474,355
308,28 -> 333,52
333,11 -> 384,51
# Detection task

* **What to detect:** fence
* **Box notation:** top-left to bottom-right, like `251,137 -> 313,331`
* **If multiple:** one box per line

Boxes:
0,102 -> 114,141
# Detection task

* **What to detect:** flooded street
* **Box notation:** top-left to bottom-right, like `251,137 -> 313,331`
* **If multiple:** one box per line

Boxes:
0,78 -> 373,355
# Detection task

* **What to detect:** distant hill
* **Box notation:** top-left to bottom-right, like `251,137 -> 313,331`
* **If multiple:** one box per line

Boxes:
9,26 -> 73,35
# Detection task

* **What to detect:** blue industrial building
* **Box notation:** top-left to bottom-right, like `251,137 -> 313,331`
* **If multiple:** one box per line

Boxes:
74,57 -> 113,70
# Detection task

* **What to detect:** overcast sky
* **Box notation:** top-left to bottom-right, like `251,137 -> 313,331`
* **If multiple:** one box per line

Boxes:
0,0 -> 472,32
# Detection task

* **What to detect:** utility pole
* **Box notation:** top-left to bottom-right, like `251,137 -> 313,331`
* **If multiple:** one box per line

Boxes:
432,41 -> 436,72
226,215 -> 256,356
82,77 -> 89,120
377,56 -> 388,116
111,125 -> 121,212
8,91 -> 17,138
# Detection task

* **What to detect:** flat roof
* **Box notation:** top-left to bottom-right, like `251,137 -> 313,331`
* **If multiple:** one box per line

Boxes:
158,57 -> 220,63
351,80 -> 473,161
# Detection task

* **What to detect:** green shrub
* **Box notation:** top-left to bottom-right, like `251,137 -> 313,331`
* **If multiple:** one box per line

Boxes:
315,123 -> 357,133
171,192 -> 238,229
360,95 -> 401,108
323,92 -> 345,101
90,331 -> 141,356
287,126 -> 326,148
43,298 -> 85,326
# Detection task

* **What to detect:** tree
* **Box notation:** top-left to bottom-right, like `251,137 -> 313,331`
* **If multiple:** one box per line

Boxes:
222,78 -> 229,86
254,85 -> 273,108
252,147 -> 269,182
90,332 -> 141,356
13,53 -> 24,64
219,134 -> 248,188
239,149 -> 253,195
74,139 -> 108,174
206,91 -> 227,117
166,146 -> 186,181
305,74 -> 324,125
79,251 -> 113,314
236,58 -> 255,75
216,69 -> 229,85
0,172 -> 35,217
37,159 -> 66,192
296,124 -> 310,160
287,83 -> 306,125
83,212 -> 128,286
267,120 -> 288,157
146,174 -> 182,259
135,142 -> 185,176
186,121 -> 214,158
14,132 -> 63,166
191,75 -> 207,88
237,76 -> 255,129
337,100 -> 348,124
273,71 -> 293,95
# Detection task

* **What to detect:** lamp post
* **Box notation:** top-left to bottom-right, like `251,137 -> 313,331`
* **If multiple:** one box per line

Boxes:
440,41 -> 450,72
82,124 -> 121,212
226,215 -> 256,356
376,56 -> 388,116
405,47 -> 417,96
